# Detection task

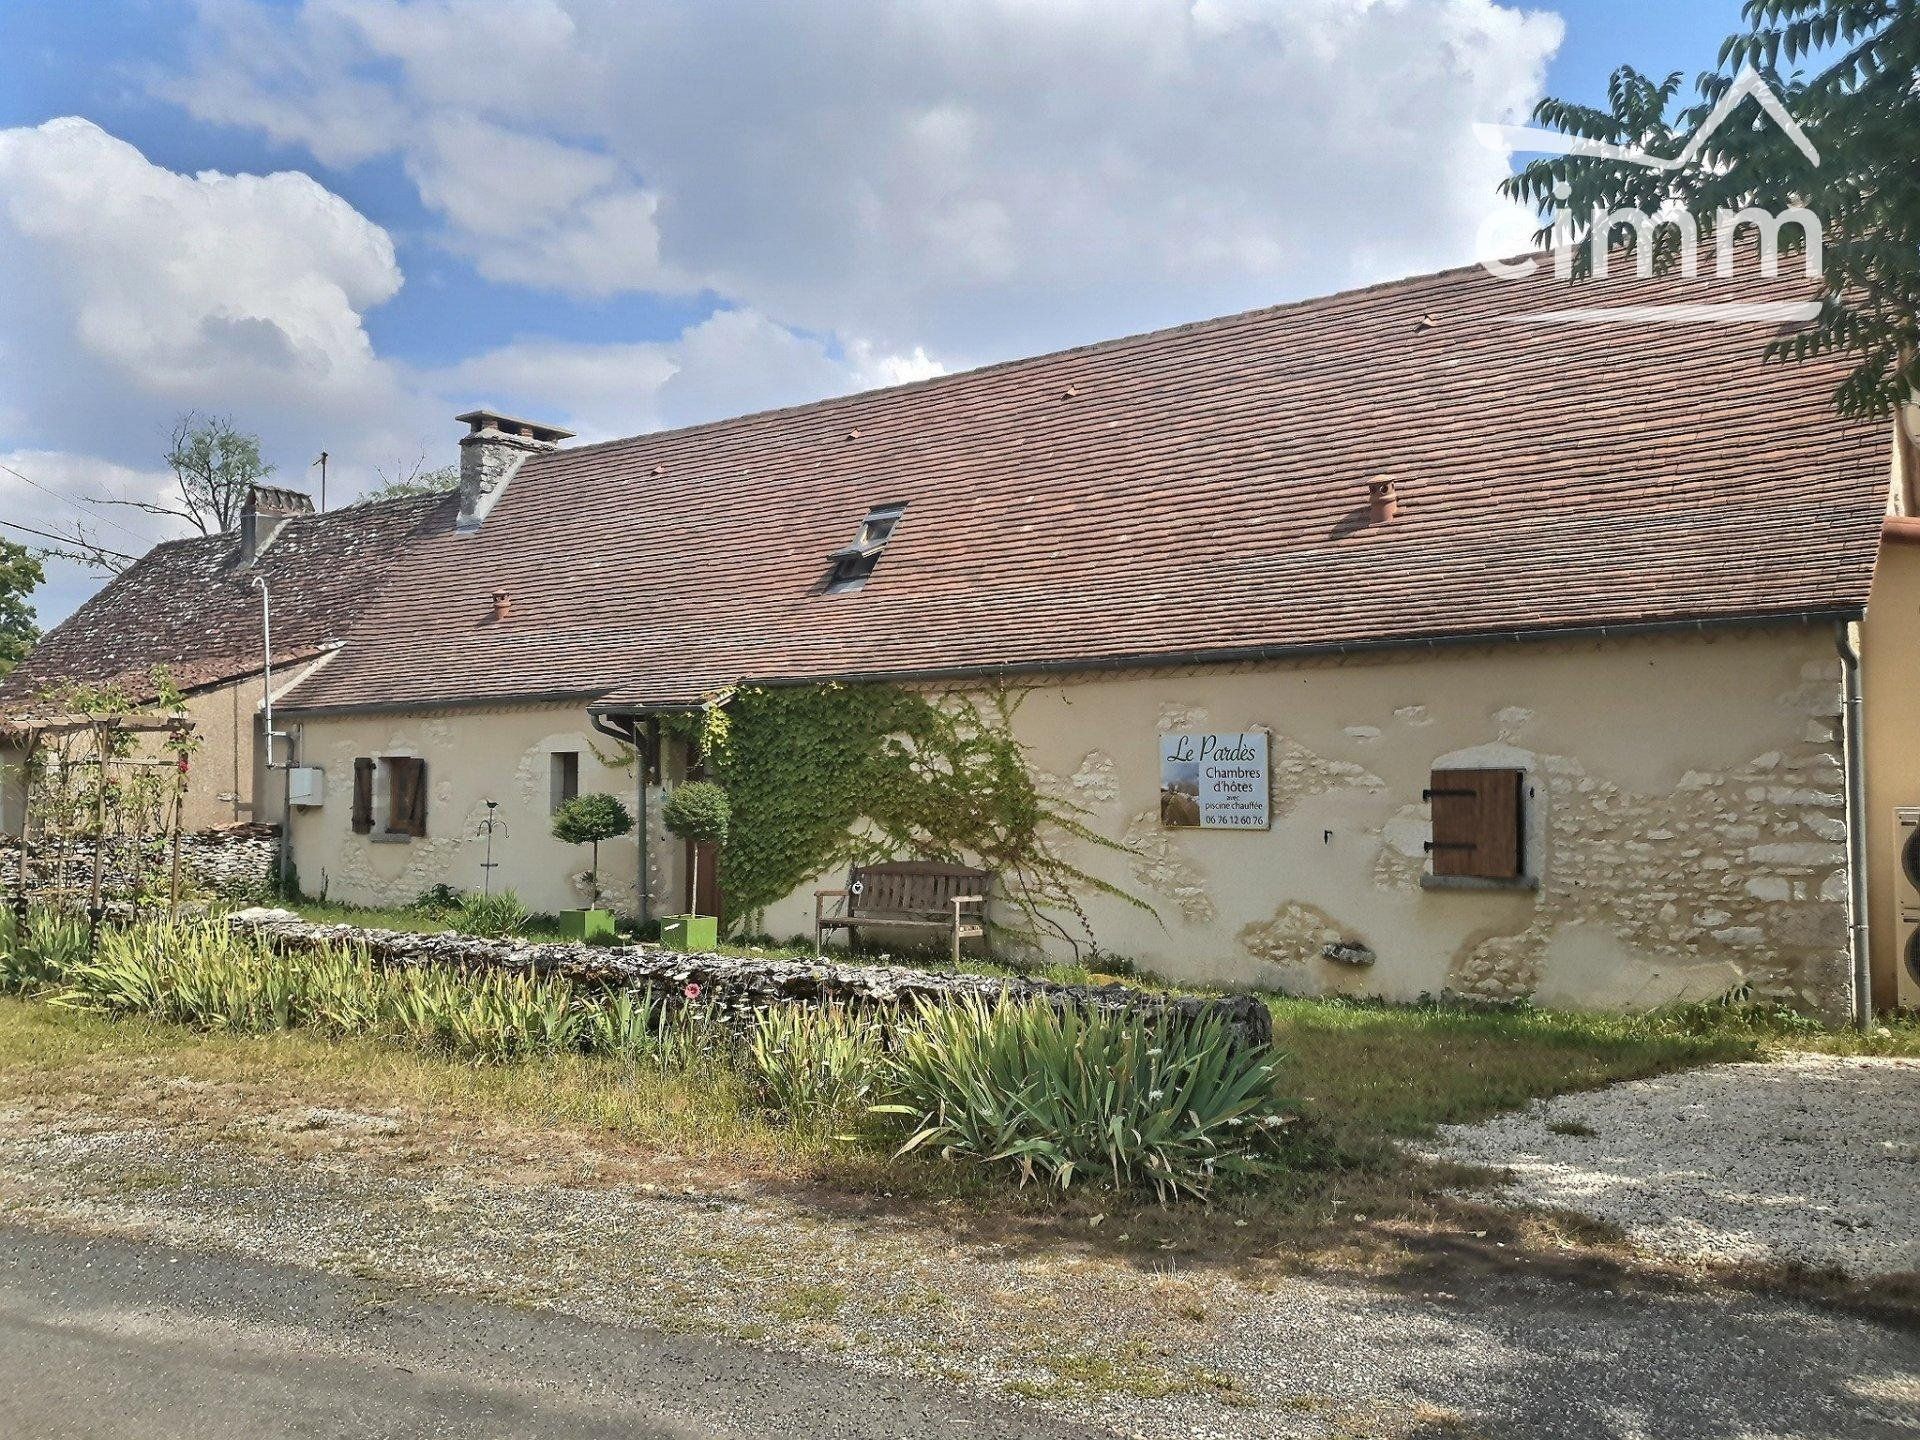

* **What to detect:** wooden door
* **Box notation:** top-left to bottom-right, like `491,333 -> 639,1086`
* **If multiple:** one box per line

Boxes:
683,838 -> 723,919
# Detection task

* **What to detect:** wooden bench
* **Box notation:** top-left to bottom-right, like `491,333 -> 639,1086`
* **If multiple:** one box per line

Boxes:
815,860 -> 989,965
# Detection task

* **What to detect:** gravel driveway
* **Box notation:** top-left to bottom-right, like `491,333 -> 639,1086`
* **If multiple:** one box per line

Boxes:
2,1071 -> 1917,1438
1431,1054 -> 1920,1276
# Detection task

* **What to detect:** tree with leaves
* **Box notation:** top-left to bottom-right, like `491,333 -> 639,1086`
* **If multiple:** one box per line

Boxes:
356,456 -> 459,505
0,537 -> 43,677
552,792 -> 636,909
661,782 -> 730,919
95,412 -> 274,535
1505,1 -> 1917,430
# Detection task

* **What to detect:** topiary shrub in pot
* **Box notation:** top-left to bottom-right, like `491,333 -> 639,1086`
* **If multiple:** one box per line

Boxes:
551,792 -> 634,943
660,780 -> 730,952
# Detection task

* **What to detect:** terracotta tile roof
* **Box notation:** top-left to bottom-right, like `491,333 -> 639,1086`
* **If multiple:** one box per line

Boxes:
280,255 -> 1889,716
0,494 -> 456,712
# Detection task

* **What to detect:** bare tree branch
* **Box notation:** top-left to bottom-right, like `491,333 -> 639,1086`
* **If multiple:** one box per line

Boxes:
2,518 -> 135,574
86,497 -> 199,524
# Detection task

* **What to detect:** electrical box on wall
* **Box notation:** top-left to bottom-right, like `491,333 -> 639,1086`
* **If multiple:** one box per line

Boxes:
287,766 -> 326,808
1895,808 -> 1920,1008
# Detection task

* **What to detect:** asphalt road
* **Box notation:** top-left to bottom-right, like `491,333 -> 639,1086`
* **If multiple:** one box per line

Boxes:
0,1225 -> 1102,1439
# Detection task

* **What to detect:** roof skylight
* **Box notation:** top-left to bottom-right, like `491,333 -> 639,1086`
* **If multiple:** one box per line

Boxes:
825,502 -> 906,594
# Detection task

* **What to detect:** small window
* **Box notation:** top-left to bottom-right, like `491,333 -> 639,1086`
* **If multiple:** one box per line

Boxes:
381,756 -> 428,838
550,751 -> 580,812
1424,768 -> 1523,880
825,502 -> 907,593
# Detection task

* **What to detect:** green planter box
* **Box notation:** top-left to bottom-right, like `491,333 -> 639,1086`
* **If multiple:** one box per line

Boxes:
660,914 -> 718,952
559,908 -> 618,943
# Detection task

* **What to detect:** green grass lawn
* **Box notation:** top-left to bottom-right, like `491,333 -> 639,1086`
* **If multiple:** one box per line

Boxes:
285,898 -> 574,939
4,960 -> 1916,1302
276,893 -> 1920,1161
23,896 -> 1919,1284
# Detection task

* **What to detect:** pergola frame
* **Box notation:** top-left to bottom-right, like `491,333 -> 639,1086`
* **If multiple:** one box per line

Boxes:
5,710 -> 200,942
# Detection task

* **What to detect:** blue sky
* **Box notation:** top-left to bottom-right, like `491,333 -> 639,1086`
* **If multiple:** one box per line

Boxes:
1,0 -> 1752,625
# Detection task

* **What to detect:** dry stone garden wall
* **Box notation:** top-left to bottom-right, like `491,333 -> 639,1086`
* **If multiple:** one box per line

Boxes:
2,826 -> 279,905
226,908 -> 1275,1050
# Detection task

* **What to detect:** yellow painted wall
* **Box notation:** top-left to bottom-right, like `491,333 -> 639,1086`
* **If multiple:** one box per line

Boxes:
1,657 -> 328,838
1862,538 -> 1920,1008
284,703 -> 656,913
757,625 -> 1849,1015
286,623 -> 1851,1016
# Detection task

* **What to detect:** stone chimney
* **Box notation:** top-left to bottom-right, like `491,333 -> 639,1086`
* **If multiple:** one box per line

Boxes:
238,484 -> 314,563
455,410 -> 575,531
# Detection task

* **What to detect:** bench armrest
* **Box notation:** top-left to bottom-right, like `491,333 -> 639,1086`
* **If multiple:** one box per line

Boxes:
950,894 -> 986,907
815,888 -> 850,926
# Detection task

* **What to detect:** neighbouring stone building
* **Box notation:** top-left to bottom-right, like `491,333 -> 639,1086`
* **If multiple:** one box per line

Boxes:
10,251 -> 1918,1020
0,488 -> 453,834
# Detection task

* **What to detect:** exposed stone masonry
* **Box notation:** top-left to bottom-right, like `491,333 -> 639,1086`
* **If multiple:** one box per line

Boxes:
2,827 -> 279,905
1447,670 -> 1851,1018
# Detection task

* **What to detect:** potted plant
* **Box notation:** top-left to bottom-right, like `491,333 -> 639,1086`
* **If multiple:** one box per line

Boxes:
660,780 -> 730,952
551,792 -> 634,942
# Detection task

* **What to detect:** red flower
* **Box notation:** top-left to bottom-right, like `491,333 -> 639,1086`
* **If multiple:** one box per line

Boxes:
684,983 -> 702,1001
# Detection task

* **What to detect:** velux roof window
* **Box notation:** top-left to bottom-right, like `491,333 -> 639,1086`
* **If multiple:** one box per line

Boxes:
825,502 -> 906,593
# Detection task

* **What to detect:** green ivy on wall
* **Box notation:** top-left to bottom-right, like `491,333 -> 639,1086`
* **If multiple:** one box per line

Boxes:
680,682 -> 1148,957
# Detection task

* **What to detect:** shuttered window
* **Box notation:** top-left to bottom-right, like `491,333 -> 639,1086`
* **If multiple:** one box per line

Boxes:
351,758 -> 375,834
384,756 -> 428,838
1424,768 -> 1524,880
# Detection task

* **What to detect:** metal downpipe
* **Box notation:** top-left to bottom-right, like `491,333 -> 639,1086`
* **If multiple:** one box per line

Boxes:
589,710 -> 649,927
1836,620 -> 1871,1028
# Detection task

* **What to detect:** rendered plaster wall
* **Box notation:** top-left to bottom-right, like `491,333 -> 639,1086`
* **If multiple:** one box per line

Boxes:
284,702 -> 661,916
1862,538 -> 1920,1008
0,665 -> 325,838
763,625 -> 1852,1017
283,625 -> 1851,1018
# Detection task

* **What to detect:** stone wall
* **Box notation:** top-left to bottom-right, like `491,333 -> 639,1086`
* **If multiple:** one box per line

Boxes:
1,826 -> 280,904
226,908 -> 1275,1051
284,625 -> 1856,1020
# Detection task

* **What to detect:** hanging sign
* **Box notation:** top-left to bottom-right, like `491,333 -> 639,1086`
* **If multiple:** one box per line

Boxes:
1159,731 -> 1270,830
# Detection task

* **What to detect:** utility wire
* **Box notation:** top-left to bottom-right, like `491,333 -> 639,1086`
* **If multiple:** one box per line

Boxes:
0,516 -> 137,563
0,458 -> 158,546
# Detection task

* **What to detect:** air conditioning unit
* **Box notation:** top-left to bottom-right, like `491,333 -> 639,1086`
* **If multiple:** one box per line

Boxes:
1896,808 -> 1920,1008
287,766 -> 326,808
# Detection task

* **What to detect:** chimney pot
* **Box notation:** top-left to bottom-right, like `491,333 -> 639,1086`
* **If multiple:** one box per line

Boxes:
491,589 -> 512,621
1367,478 -> 1399,524
237,484 -> 314,563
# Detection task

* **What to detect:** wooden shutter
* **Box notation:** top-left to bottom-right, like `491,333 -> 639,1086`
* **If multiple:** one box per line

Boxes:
1425,768 -> 1523,879
403,757 -> 428,837
386,757 -> 428,838
351,758 -> 374,834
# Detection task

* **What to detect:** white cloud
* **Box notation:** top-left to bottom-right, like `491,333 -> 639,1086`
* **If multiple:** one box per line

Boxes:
0,117 -> 406,435
400,114 -> 680,296
426,309 -> 945,441
0,119 -> 938,624
172,0 -> 1563,358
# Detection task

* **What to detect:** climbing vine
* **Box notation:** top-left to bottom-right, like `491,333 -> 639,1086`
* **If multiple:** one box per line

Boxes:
681,682 -> 1149,957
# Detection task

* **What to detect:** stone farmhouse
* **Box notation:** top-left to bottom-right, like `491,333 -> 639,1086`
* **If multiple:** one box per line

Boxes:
8,252 -> 1920,1021
0,490 -> 452,832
